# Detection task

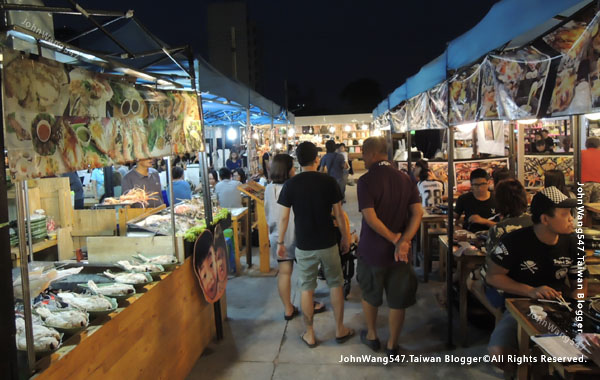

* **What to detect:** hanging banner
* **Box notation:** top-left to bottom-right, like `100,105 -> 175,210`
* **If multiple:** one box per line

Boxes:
2,48 -> 204,180
481,46 -> 551,120
427,81 -> 448,129
545,13 -> 600,115
449,64 -> 480,125
523,155 -> 575,188
390,104 -> 407,133
408,92 -> 429,130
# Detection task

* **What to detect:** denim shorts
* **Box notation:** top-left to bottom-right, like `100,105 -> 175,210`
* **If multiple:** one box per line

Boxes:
295,245 -> 343,291
488,310 -> 518,351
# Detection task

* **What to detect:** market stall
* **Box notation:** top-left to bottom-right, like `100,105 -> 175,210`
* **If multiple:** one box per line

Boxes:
0,4 -> 239,378
372,0 -> 600,352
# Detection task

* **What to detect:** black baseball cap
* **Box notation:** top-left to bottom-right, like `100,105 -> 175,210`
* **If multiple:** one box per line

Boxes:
530,186 -> 577,220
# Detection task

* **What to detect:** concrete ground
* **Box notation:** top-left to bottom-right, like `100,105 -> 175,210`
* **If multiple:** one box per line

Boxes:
186,173 -> 504,380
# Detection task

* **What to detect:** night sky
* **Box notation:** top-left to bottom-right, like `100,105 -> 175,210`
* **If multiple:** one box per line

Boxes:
48,0 -> 498,115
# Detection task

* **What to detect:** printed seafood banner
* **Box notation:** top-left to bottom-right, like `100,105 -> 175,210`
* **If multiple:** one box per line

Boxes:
398,161 -> 449,187
523,155 -> 575,188
479,46 -> 551,121
454,158 -> 509,192
545,13 -> 600,116
449,64 -> 480,125
2,48 -> 204,181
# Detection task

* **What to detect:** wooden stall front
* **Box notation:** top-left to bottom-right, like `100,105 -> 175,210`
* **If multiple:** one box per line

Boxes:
33,258 -> 225,380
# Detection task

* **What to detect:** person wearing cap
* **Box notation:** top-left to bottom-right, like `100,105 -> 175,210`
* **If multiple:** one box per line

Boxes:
485,187 -> 588,376
454,168 -> 497,232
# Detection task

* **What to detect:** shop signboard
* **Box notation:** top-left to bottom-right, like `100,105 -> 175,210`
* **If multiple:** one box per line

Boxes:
523,155 -> 575,188
454,158 -> 509,192
2,48 -> 204,181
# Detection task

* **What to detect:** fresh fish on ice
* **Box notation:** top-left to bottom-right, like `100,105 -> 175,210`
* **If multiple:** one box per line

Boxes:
117,260 -> 163,273
56,292 -> 113,311
34,305 -> 88,329
87,280 -> 134,296
103,270 -> 150,284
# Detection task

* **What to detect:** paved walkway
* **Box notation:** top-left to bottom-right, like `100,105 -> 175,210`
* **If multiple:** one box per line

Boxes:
186,174 -> 503,379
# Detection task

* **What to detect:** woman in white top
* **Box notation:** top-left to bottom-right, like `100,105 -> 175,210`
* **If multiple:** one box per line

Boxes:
265,154 -> 325,320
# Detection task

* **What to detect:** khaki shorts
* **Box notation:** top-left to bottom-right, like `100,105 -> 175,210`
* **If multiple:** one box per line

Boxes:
295,245 -> 343,291
357,258 -> 417,309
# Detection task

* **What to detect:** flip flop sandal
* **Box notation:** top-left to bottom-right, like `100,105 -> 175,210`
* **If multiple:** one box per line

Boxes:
335,328 -> 355,344
313,302 -> 326,314
300,332 -> 318,348
284,306 -> 299,321
360,330 -> 381,351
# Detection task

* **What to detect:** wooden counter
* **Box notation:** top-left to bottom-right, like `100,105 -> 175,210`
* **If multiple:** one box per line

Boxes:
33,257 -> 225,380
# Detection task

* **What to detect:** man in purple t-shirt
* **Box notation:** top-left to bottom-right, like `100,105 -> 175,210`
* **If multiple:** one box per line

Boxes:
356,137 -> 423,356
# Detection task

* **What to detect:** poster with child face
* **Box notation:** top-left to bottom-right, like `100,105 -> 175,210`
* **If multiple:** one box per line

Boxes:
192,227 -> 228,304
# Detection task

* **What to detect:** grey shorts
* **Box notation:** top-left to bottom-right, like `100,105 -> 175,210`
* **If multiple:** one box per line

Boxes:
357,258 -> 417,309
488,310 -> 518,351
270,239 -> 296,262
295,245 -> 343,291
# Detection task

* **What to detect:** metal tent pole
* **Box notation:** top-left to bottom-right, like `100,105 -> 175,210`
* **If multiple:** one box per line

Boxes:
508,121 -> 516,177
446,126 -> 455,349
15,182 -> 35,373
573,116 -> 582,184
166,157 -> 178,259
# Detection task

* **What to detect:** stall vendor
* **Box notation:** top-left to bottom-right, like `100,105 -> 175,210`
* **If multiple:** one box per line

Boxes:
485,187 -> 587,376
454,168 -> 497,232
122,158 -> 164,208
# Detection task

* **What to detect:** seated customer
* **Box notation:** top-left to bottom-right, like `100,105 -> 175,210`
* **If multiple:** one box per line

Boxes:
454,168 -> 497,232
417,168 -> 444,208
486,187 -> 587,376
485,179 -> 532,253
169,166 -> 192,204
214,168 -> 243,208
534,139 -> 547,153
491,167 -> 512,190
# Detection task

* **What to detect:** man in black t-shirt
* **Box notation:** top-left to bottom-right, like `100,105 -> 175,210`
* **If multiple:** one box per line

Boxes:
485,186 -> 587,376
454,168 -> 497,232
277,141 -> 353,348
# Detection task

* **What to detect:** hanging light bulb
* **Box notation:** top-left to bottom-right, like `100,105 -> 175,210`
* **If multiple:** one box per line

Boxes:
361,124 -> 369,130
329,126 -> 336,133
226,127 -> 238,141
252,132 -> 259,140
373,129 -> 382,137
584,113 -> 600,121
288,128 -> 295,137
275,142 -> 282,150
344,125 -> 351,132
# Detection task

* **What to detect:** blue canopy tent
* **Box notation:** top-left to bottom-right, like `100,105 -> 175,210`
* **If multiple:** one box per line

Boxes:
370,0 -> 594,348
373,0 -> 591,120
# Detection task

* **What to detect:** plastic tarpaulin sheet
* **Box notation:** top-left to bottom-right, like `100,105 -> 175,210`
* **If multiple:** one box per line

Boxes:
546,13 -> 600,115
480,46 -> 552,120
449,64 -> 481,125
447,0 -> 584,70
390,104 -> 407,133
408,93 -> 430,130
427,82 -> 448,129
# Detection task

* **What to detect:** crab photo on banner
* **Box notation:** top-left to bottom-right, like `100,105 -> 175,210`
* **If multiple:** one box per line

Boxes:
454,158 -> 509,192
192,227 -> 228,304
1,47 -> 204,181
523,155 -> 575,188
